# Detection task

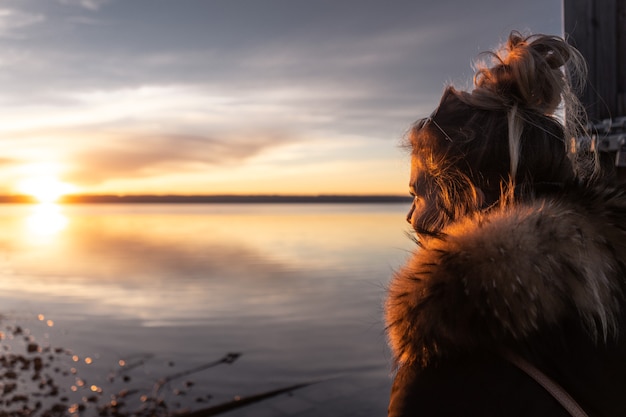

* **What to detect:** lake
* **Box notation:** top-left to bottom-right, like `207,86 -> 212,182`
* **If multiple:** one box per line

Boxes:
0,203 -> 414,416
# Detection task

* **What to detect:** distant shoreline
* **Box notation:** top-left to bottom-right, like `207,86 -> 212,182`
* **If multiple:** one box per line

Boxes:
0,194 -> 412,204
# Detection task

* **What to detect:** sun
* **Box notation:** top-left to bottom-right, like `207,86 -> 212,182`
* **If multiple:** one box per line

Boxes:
17,177 -> 77,204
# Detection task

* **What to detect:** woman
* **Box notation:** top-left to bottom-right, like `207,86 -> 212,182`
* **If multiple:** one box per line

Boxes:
385,32 -> 626,416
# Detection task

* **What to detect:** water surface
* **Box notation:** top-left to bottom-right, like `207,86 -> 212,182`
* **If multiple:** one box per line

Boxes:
0,203 -> 414,415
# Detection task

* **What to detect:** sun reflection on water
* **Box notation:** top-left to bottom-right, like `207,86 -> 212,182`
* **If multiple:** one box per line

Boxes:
25,203 -> 69,239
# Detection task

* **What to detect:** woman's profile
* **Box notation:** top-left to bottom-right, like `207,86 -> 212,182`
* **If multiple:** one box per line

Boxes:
385,31 -> 626,416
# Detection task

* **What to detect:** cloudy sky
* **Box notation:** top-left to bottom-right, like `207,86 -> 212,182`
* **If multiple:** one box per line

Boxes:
0,0 -> 563,197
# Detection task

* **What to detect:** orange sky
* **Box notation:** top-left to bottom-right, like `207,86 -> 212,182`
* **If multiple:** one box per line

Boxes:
0,0 -> 562,197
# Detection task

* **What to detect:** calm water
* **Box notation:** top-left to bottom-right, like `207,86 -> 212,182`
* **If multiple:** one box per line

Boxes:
0,203 -> 413,415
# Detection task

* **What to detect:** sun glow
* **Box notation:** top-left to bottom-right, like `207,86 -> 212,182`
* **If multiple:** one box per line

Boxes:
25,204 -> 69,238
17,177 -> 77,203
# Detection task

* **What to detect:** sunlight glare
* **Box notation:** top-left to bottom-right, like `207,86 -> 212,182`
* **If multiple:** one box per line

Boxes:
18,177 -> 76,203
25,204 -> 69,238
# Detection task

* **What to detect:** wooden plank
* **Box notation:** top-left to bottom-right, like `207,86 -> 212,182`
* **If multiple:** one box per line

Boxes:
618,0 -> 626,116
564,0 -> 625,121
595,0 -> 617,120
564,0 -> 597,119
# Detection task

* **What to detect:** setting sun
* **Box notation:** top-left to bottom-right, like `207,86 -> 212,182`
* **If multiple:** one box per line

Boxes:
17,177 -> 77,203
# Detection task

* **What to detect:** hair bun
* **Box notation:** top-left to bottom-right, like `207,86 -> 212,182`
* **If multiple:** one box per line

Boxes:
471,31 -> 584,115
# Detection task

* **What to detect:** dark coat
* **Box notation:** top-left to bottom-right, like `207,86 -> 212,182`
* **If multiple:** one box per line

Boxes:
385,184 -> 626,416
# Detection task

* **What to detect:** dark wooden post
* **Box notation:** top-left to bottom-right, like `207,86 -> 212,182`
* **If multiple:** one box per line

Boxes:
563,0 -> 626,122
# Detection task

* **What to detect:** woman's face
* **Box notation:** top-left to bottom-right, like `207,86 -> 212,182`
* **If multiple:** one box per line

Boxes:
406,154 -> 440,233
407,151 -> 485,234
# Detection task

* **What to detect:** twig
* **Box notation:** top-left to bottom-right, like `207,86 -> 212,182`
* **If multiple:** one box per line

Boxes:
173,381 -> 315,417
152,353 -> 241,400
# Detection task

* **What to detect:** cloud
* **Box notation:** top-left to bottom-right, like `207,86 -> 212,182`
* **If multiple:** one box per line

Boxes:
0,0 -> 564,194
58,0 -> 111,11
0,8 -> 44,37
0,1 -> 562,130
65,131 -> 294,186
0,158 -> 20,166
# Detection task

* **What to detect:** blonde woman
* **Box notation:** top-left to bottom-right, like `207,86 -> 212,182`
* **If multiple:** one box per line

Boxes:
386,32 -> 626,417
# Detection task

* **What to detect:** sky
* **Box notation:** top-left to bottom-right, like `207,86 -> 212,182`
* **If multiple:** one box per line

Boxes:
0,0 -> 564,197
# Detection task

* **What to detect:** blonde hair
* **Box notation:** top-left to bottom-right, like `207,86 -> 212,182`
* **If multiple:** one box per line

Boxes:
407,32 -> 593,233
465,31 -> 591,179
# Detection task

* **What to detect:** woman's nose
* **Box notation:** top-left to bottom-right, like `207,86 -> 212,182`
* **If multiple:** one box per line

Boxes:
406,200 -> 416,224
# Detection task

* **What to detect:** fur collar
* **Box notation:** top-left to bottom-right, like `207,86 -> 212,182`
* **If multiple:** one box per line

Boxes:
385,184 -> 626,367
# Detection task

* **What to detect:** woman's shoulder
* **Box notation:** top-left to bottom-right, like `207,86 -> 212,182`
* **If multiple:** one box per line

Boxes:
385,182 -> 626,368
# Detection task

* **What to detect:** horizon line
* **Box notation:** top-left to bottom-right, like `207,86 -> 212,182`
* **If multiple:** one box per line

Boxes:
0,194 -> 412,204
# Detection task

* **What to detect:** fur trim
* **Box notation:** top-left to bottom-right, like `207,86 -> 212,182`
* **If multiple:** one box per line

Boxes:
386,185 -> 626,367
